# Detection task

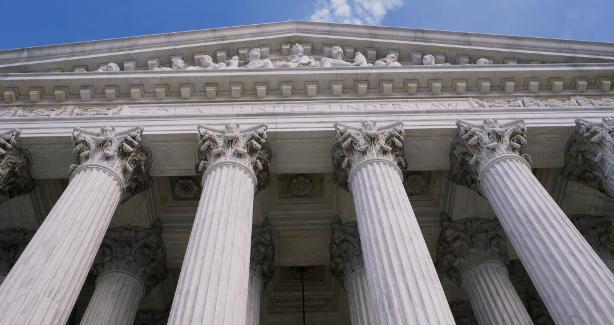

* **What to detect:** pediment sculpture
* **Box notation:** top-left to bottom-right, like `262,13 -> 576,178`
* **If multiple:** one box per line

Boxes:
277,43 -> 317,68
320,46 -> 371,67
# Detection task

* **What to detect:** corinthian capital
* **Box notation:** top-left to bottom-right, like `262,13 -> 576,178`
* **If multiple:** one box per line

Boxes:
564,118 -> 614,196
0,228 -> 34,275
330,221 -> 364,283
569,214 -> 613,271
70,126 -> 151,199
437,215 -> 508,285
449,119 -> 531,192
332,121 -> 405,190
95,224 -> 167,292
0,129 -> 35,203
197,124 -> 270,191
250,224 -> 275,284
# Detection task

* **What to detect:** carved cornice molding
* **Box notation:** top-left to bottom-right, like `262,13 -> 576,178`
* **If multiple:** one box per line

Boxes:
197,123 -> 270,191
250,224 -> 275,285
0,228 -> 33,275
0,129 -> 35,202
569,214 -> 613,270
437,215 -> 508,285
94,224 -> 167,292
70,126 -> 152,200
449,119 -> 531,193
449,300 -> 478,325
564,118 -> 614,197
330,221 -> 364,283
332,121 -> 405,190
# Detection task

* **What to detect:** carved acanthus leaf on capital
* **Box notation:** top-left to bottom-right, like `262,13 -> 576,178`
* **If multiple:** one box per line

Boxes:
197,124 -> 271,191
0,129 -> 35,203
437,214 -> 508,285
70,126 -> 152,199
449,119 -> 531,192
330,221 -> 364,283
564,118 -> 614,196
94,224 -> 168,292
0,228 -> 34,275
250,224 -> 275,284
332,121 -> 405,190
569,214 -> 613,270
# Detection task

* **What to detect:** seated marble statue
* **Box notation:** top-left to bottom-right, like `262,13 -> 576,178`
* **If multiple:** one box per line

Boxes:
320,46 -> 355,67
278,43 -> 317,68
243,48 -> 274,69
374,53 -> 402,67
199,55 -> 224,69
353,51 -> 372,67
476,58 -> 490,65
225,55 -> 239,69
96,63 -> 120,72
422,54 -> 436,65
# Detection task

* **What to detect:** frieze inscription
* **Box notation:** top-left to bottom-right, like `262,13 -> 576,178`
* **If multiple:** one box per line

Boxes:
1,96 -> 613,119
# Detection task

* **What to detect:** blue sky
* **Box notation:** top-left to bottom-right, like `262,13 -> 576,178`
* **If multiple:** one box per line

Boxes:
1,0 -> 612,50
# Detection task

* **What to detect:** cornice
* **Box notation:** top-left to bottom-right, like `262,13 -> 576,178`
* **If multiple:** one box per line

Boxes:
2,21 -> 614,66
1,64 -> 612,104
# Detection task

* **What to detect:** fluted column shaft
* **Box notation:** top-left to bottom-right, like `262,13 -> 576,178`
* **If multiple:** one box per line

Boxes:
247,271 -> 264,325
80,271 -> 145,325
481,156 -> 614,324
169,163 -> 255,325
0,168 -> 122,325
351,160 -> 454,324
345,268 -> 374,325
461,262 -> 532,325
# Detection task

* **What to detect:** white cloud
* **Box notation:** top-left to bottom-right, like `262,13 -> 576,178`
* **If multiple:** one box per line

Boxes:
309,0 -> 404,25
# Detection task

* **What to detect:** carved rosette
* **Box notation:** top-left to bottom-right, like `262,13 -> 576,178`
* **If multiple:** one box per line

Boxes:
449,119 -> 531,192
0,228 -> 34,275
94,224 -> 167,292
197,124 -> 271,191
0,129 -> 35,202
70,126 -> 151,200
250,224 -> 275,284
437,214 -> 508,285
564,118 -> 614,196
330,221 -> 364,283
332,121 -> 406,190
569,214 -> 613,270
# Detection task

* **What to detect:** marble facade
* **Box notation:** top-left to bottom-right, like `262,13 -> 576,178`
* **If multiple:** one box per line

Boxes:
0,21 -> 613,324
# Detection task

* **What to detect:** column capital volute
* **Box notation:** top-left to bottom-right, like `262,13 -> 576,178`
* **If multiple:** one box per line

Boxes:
70,126 -> 152,201
569,214 -> 613,268
564,117 -> 614,197
332,121 -> 406,190
197,123 -> 271,192
95,223 -> 167,293
0,129 -> 35,203
330,221 -> 364,284
449,119 -> 531,193
437,214 -> 508,286
250,223 -> 275,285
0,228 -> 34,275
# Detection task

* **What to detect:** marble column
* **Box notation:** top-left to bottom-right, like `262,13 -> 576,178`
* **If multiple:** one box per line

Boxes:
0,129 -> 35,203
0,228 -> 33,284
81,224 -> 167,325
450,119 -> 614,325
564,117 -> 614,197
168,124 -> 270,325
0,126 -> 151,325
246,224 -> 275,325
570,215 -> 614,272
330,221 -> 375,325
333,121 -> 454,325
437,215 -> 532,325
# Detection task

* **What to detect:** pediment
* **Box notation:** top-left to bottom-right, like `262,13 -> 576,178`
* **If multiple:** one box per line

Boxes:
2,21 -> 614,74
